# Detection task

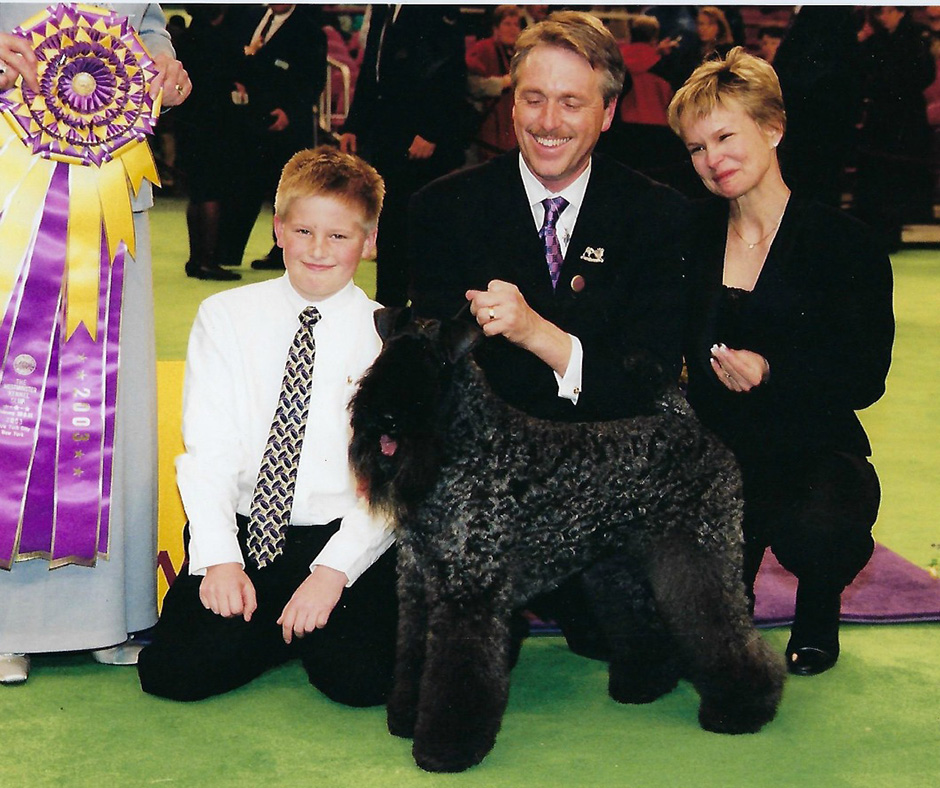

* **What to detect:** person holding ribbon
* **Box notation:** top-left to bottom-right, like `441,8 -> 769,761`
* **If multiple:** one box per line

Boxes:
0,3 -> 190,685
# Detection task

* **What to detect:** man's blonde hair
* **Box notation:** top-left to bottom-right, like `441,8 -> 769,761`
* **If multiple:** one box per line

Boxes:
511,10 -> 625,106
667,47 -> 786,137
275,146 -> 385,229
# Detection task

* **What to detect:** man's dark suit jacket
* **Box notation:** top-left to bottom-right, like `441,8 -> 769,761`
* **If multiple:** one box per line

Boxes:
232,4 -> 326,150
409,152 -> 690,422
344,4 -> 466,170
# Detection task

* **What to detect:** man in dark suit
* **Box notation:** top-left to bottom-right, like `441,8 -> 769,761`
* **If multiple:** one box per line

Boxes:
339,4 -> 467,306
219,4 -> 326,270
409,11 -> 689,659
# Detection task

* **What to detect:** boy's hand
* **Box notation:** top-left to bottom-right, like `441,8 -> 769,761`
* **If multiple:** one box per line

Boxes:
200,563 -> 258,621
277,566 -> 348,644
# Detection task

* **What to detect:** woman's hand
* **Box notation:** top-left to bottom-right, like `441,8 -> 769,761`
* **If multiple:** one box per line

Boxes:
150,51 -> 191,107
710,344 -> 770,392
0,32 -> 39,93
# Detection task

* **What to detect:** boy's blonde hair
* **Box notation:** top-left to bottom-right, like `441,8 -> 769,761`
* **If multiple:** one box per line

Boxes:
275,146 -> 385,229
511,10 -> 625,106
667,46 -> 786,137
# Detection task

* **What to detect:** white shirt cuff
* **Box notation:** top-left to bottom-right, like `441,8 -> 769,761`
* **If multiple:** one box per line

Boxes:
310,502 -> 396,586
554,334 -> 583,404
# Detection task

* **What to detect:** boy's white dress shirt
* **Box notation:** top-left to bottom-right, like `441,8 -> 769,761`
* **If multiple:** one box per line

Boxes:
176,275 -> 394,585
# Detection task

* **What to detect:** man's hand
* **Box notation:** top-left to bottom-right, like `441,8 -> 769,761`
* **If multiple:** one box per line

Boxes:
267,107 -> 289,132
200,563 -> 258,621
338,133 -> 357,154
151,51 -> 191,107
408,135 -> 436,160
0,32 -> 39,93
277,566 -> 348,644
467,280 -> 573,376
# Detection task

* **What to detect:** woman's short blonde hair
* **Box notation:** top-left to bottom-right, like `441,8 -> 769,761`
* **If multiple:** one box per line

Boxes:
667,46 -> 786,137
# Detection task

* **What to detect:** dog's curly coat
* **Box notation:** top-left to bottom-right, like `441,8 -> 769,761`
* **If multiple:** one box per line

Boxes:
349,309 -> 785,773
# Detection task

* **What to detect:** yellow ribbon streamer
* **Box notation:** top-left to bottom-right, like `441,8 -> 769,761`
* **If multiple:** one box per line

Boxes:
65,165 -> 103,339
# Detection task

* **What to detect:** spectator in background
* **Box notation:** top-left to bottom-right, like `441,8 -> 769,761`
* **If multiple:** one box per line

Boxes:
661,6 -> 735,91
598,13 -> 700,195
175,4 -> 243,281
757,25 -> 785,64
218,4 -> 326,272
922,7 -> 940,203
773,6 -> 863,208
339,5 -> 467,307
466,5 -> 521,163
854,6 -> 936,251
618,14 -> 673,128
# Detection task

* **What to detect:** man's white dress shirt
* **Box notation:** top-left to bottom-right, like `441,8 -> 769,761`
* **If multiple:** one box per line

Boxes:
518,154 -> 590,404
176,276 -> 394,585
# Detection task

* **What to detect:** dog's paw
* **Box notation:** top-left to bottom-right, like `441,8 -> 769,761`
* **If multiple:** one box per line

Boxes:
412,737 -> 494,773
387,706 -> 417,739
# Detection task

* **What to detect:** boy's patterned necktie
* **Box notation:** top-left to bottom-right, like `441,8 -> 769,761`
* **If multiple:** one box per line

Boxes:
540,196 -> 569,288
246,306 -> 321,569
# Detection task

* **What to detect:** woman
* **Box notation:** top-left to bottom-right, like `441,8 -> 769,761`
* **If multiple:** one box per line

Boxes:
0,3 -> 190,685
465,5 -> 521,161
667,49 -> 894,676
666,6 -> 735,90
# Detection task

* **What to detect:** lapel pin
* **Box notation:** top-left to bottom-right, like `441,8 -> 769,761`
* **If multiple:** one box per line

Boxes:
580,246 -> 605,263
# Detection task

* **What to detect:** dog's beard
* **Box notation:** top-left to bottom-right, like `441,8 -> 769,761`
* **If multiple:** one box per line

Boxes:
350,426 -> 443,523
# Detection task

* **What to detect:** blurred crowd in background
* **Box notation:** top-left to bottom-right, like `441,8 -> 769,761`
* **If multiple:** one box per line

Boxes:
154,5 -> 940,282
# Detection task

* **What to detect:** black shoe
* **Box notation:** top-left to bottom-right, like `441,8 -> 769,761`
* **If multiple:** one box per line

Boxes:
185,262 -> 241,281
250,254 -> 285,271
786,646 -> 838,676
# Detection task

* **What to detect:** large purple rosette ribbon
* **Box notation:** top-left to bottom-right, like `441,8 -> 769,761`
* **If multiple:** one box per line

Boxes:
0,4 -> 160,569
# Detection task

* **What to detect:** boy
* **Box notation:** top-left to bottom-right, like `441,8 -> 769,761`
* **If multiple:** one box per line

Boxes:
137,147 -> 397,706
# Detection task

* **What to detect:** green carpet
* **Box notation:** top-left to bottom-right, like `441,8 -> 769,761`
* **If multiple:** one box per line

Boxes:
2,195 -> 937,787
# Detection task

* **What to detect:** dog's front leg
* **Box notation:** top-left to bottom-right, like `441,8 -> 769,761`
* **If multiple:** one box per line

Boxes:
411,592 -> 511,773
387,554 -> 427,739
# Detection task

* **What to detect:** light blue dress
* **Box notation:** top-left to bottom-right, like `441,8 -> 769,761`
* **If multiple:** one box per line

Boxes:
0,3 -> 170,652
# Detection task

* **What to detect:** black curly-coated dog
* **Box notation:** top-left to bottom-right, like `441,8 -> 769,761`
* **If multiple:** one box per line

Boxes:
349,308 -> 785,773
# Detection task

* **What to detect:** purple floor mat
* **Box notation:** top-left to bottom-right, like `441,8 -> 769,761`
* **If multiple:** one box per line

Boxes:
754,542 -> 940,627
528,543 -> 940,635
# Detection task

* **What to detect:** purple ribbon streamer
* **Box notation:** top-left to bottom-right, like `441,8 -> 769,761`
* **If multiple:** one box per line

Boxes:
0,158 -> 123,568
97,239 -> 124,557
0,162 -> 69,567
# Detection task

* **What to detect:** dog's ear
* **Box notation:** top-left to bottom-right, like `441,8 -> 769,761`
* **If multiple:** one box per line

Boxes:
440,317 -> 483,364
373,307 -> 412,342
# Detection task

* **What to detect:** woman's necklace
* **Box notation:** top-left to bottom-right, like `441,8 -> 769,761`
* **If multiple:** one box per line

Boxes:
730,204 -> 787,250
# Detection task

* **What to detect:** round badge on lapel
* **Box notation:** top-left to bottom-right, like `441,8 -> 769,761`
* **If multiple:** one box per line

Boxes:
570,274 -> 586,293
